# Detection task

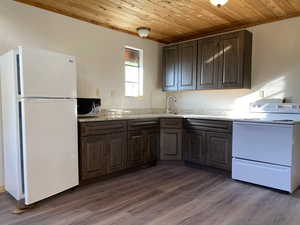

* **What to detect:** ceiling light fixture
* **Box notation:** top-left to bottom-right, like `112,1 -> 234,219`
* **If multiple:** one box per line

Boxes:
210,0 -> 228,7
137,27 -> 151,38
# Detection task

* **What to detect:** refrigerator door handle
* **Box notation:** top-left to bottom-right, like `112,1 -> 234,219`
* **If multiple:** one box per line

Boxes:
16,54 -> 21,95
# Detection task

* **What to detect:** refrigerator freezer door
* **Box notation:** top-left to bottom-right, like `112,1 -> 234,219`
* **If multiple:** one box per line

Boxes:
19,47 -> 77,98
21,99 -> 78,205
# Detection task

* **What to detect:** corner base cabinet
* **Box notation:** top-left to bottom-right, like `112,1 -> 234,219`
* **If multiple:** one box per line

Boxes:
78,117 -> 234,184
160,119 -> 183,160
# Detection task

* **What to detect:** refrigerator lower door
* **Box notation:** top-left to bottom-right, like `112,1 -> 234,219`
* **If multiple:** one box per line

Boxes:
21,98 -> 78,205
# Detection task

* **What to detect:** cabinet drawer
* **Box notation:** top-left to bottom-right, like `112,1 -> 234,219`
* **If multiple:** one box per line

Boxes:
128,119 -> 160,131
184,119 -> 232,133
160,118 -> 183,129
79,121 -> 127,136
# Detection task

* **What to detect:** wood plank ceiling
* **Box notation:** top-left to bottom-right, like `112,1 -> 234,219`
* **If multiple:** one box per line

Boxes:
15,0 -> 300,43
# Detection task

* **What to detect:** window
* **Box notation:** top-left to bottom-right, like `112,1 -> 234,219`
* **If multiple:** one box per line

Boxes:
124,47 -> 143,97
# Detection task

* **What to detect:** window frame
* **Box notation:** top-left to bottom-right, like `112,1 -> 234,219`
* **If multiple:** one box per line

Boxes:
124,46 -> 143,97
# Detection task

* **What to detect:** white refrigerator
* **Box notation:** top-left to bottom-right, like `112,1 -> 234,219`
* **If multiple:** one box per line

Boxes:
0,47 -> 79,206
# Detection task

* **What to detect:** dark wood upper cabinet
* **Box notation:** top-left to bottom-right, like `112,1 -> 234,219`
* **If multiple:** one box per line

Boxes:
162,30 -> 252,91
178,41 -> 197,90
198,30 -> 252,90
219,33 -> 241,88
162,45 -> 179,91
197,37 -> 220,89
219,31 -> 252,89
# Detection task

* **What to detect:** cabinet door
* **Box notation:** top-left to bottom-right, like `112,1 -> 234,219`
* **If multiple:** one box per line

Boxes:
219,32 -> 244,88
127,131 -> 145,168
183,130 -> 206,165
162,45 -> 179,91
206,132 -> 232,171
160,129 -> 182,160
197,37 -> 220,90
144,129 -> 159,163
178,41 -> 197,91
80,135 -> 108,181
107,132 -> 127,173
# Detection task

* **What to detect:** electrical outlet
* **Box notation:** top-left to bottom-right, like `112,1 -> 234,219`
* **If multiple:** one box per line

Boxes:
259,90 -> 265,98
96,88 -> 100,97
110,90 -> 115,97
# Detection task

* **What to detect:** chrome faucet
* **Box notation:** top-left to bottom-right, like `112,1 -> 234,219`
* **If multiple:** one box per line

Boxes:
166,95 -> 177,114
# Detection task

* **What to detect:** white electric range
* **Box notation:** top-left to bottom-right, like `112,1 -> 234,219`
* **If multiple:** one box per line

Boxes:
232,103 -> 300,193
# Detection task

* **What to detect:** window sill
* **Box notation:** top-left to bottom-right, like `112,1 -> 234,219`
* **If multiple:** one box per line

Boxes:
125,96 -> 144,99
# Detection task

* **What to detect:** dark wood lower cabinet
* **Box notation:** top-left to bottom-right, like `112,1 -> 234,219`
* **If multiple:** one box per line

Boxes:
79,120 -> 159,183
127,128 -> 159,168
79,119 -> 232,184
127,130 -> 145,168
183,130 -> 206,164
144,128 -> 160,164
160,129 -> 182,160
206,132 -> 232,171
107,132 -> 127,173
80,135 -> 109,181
80,132 -> 127,182
183,120 -> 233,171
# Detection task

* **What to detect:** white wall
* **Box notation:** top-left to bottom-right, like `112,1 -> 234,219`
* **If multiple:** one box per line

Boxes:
169,16 -> 300,113
0,0 -> 165,109
0,0 -> 165,186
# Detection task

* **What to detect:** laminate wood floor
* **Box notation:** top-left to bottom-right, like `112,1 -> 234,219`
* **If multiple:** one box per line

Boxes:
1,164 -> 300,225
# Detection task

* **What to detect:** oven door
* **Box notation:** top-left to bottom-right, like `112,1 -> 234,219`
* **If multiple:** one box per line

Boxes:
233,122 -> 293,166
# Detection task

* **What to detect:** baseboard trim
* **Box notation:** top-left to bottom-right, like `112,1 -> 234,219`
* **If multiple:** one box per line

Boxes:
0,186 -> 5,193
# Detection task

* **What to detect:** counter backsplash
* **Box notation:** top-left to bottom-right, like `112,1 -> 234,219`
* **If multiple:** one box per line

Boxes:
99,108 -> 166,117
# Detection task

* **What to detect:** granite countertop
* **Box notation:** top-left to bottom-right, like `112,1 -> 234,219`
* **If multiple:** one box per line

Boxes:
77,113 -> 300,125
78,114 -> 300,125
77,113 -> 236,122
